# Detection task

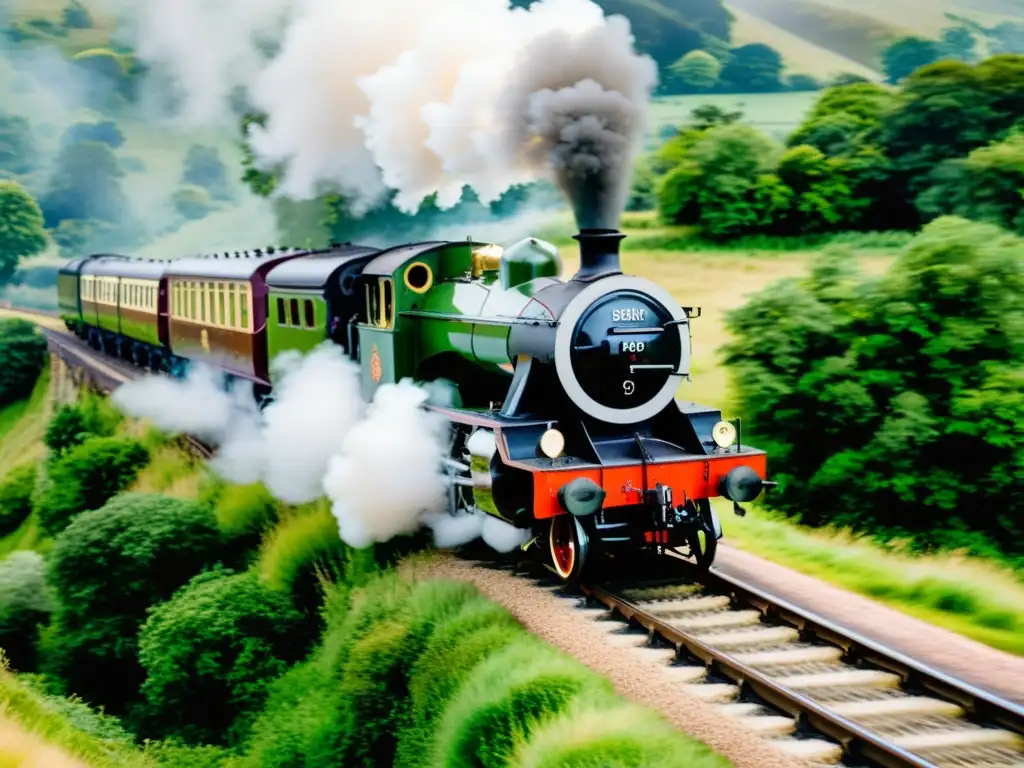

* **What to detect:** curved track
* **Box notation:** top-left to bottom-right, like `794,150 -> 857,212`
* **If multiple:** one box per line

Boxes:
33,310 -> 1024,768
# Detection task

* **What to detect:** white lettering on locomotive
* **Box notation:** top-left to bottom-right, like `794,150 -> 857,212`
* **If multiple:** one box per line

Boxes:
611,307 -> 646,322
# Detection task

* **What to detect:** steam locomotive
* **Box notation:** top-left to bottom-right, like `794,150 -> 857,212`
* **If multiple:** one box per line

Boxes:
56,228 -> 773,582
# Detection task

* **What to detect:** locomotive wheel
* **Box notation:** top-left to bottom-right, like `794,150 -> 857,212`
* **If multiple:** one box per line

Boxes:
677,499 -> 719,571
548,514 -> 589,584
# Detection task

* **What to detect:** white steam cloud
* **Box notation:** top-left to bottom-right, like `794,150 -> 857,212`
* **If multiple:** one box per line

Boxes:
118,0 -> 657,228
111,343 -> 529,552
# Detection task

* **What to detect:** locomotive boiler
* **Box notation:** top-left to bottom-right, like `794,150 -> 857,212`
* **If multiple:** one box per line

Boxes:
57,226 -> 774,582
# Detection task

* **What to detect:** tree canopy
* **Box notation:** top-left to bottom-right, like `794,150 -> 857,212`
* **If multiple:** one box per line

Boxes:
0,181 -> 47,285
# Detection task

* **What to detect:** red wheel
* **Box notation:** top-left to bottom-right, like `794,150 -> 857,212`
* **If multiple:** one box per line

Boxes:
548,514 -> 589,584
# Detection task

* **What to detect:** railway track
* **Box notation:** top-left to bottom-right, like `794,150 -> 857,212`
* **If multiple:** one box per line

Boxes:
35,311 -> 1024,768
550,564 -> 1024,768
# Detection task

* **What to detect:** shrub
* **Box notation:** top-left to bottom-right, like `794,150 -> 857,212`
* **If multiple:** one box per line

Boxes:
258,503 -> 345,617
44,493 -> 222,713
137,569 -> 310,746
725,217 -> 1024,556
429,637 -> 615,767
44,405 -> 90,457
0,552 -> 54,671
0,319 -> 46,407
37,436 -> 150,534
508,702 -> 732,768
0,463 -> 37,537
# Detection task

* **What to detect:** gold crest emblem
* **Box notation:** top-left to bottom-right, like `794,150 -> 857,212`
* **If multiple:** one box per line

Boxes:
200,328 -> 210,352
370,345 -> 383,384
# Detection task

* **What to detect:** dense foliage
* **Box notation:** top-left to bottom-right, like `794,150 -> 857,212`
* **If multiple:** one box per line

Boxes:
0,551 -> 53,672
241,569 -> 728,768
0,319 -> 46,407
725,217 -> 1024,560
44,493 -> 223,714
36,435 -> 150,534
653,54 -> 1024,240
136,569 -> 311,746
0,463 -> 38,538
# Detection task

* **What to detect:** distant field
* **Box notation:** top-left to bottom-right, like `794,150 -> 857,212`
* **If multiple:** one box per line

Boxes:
727,5 -> 881,81
647,91 -> 819,144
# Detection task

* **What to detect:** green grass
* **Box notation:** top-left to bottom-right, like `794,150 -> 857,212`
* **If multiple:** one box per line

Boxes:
725,507 -> 1024,655
0,367 -> 51,477
0,665 -> 157,768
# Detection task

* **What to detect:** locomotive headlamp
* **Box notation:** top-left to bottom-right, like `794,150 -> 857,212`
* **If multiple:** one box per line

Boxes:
539,428 -> 565,459
712,421 -> 737,449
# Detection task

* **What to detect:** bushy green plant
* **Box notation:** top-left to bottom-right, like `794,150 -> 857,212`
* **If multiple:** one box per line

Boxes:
508,702 -> 732,768
725,217 -> 1024,557
37,436 -> 150,534
137,569 -> 310,746
258,504 -> 344,618
0,319 -> 46,406
44,405 -> 90,457
0,463 -> 37,537
44,493 -> 222,714
0,552 -> 54,672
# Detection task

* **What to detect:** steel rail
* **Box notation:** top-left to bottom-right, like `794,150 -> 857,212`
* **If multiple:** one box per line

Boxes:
581,576 -> 1023,768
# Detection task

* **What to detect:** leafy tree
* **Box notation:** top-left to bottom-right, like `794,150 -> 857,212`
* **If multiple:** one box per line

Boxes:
44,400 -> 119,457
917,133 -> 1024,233
61,0 -> 92,29
36,436 -> 150,534
0,551 -> 54,672
785,73 -> 821,91
0,181 -> 47,285
657,123 -> 783,237
39,140 -> 132,227
940,26 -> 977,63
882,37 -> 944,83
136,569 -> 310,746
668,50 -> 721,93
59,120 -> 124,150
182,144 -> 231,200
44,493 -> 223,714
240,113 -> 277,198
718,43 -> 784,92
0,463 -> 38,537
0,113 -> 37,175
878,57 -> 1024,186
775,145 -> 855,233
724,217 -> 1024,556
172,185 -> 214,220
788,82 -> 897,151
0,319 -> 46,407
987,21 -> 1024,55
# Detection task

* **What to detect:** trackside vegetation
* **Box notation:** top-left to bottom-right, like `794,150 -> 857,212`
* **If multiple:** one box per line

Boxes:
0,379 -> 738,767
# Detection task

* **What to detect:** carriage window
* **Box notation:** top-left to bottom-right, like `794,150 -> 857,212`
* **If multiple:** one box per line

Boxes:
276,297 -> 286,325
366,283 -> 379,327
304,300 -> 314,328
228,285 -> 237,327
239,286 -> 249,330
202,283 -> 209,322
217,285 -> 226,326
289,299 -> 299,326
382,279 -> 394,329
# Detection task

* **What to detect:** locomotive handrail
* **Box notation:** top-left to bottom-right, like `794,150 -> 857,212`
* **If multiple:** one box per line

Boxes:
400,309 -> 557,327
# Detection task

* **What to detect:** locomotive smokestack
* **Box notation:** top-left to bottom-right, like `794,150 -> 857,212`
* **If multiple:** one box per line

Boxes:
572,228 -> 624,282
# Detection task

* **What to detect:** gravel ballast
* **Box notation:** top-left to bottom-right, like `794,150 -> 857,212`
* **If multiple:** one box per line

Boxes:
406,555 -> 805,768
